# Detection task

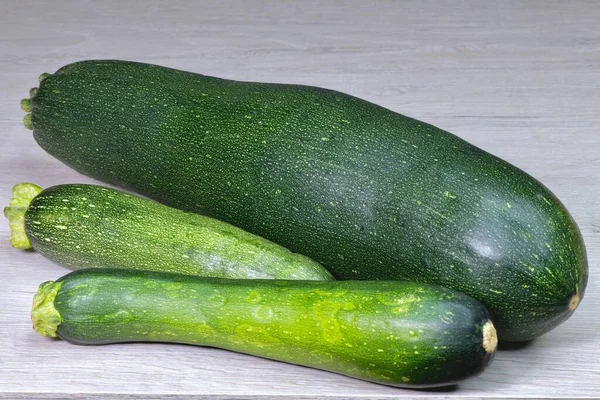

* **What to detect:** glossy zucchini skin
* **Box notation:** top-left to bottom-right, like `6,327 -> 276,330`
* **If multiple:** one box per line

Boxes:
4,183 -> 332,281
32,269 -> 497,388
25,60 -> 588,340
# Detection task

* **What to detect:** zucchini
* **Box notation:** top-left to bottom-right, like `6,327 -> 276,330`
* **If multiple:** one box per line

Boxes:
4,182 -> 332,281
24,60 -> 587,341
32,269 -> 497,388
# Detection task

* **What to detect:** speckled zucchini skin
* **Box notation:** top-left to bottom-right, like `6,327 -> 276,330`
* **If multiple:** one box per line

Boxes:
26,60 -> 588,341
34,269 -> 496,388
21,183 -> 332,280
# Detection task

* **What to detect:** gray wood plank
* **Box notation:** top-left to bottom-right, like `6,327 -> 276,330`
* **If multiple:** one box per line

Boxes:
0,0 -> 598,398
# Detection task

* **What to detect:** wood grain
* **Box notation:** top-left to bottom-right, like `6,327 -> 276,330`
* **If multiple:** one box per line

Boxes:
0,0 -> 599,398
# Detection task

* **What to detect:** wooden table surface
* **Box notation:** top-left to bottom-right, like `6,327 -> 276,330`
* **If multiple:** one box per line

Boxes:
1,1 -> 598,398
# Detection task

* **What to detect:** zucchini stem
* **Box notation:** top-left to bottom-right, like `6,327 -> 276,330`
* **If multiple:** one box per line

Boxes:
23,113 -> 32,130
38,72 -> 51,83
568,290 -> 580,311
31,281 -> 63,338
482,320 -> 498,354
20,99 -> 31,112
3,182 -> 43,249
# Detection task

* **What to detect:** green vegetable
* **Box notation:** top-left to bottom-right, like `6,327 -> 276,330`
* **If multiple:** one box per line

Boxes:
25,60 -> 587,341
4,182 -> 331,281
32,269 -> 497,388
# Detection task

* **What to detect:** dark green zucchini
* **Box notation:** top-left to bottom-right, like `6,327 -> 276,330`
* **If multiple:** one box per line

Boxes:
4,182 -> 332,280
32,269 -> 497,388
24,60 -> 587,340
